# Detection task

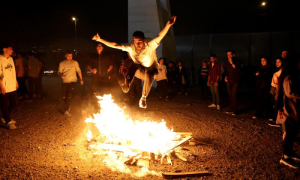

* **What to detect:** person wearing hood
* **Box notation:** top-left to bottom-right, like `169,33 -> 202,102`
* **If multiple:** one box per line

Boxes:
252,56 -> 274,120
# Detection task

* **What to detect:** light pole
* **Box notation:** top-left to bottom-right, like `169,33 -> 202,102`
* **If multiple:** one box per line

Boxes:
260,2 -> 267,31
72,17 -> 77,47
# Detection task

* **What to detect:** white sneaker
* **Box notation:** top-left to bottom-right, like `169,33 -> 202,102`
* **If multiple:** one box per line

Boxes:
139,97 -> 147,108
208,104 -> 216,108
217,105 -> 220,110
64,111 -> 72,117
7,121 -> 17,130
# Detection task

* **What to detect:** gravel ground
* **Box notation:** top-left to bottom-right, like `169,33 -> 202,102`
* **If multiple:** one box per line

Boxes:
1,76 -> 300,180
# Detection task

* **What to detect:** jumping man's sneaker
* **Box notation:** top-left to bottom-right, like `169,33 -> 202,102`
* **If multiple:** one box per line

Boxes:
6,121 -> 17,130
139,97 -> 147,109
232,113 -> 236,116
64,111 -> 72,117
225,111 -> 233,115
280,156 -> 300,169
208,104 -> 216,108
252,116 -> 257,119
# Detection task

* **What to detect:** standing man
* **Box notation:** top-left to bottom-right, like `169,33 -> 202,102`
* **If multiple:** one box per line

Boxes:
15,53 -> 27,100
225,50 -> 241,116
87,43 -> 115,95
58,50 -> 84,116
92,16 -> 177,108
27,52 -> 42,100
207,54 -> 221,110
0,43 -> 18,129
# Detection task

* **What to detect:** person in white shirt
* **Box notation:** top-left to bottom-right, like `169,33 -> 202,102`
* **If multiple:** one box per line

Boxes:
0,43 -> 18,129
57,50 -> 84,116
92,16 -> 177,108
156,58 -> 169,100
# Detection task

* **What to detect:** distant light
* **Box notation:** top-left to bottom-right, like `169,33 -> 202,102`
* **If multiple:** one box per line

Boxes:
262,2 -> 266,6
72,17 -> 76,21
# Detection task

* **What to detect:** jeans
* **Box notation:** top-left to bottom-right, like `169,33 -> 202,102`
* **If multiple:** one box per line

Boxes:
17,77 -> 27,96
62,82 -> 76,112
0,91 -> 18,124
28,77 -> 42,98
157,79 -> 169,98
200,80 -> 209,97
227,82 -> 238,113
209,83 -> 220,105
283,117 -> 300,156
255,86 -> 272,118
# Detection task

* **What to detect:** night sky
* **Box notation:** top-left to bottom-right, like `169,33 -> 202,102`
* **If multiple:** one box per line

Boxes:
0,0 -> 298,51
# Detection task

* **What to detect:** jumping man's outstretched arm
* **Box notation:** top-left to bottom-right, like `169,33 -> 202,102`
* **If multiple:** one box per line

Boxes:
154,16 -> 176,44
92,33 -> 123,50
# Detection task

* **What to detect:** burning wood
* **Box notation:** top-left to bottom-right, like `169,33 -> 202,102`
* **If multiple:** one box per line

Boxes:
84,95 -> 201,177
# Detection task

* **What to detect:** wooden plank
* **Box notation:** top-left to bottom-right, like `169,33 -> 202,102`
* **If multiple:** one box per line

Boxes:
175,152 -> 187,161
162,171 -> 211,179
175,132 -> 193,136
167,155 -> 172,166
161,136 -> 193,155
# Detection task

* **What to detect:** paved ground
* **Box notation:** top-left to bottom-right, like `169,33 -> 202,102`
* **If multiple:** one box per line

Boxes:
0,76 -> 300,179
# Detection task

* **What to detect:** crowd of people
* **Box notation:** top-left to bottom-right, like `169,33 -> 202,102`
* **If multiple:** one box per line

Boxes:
1,15 -> 300,169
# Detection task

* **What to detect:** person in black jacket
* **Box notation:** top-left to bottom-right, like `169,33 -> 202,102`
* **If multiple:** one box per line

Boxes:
277,60 -> 300,169
175,61 -> 187,95
167,61 -> 176,95
252,56 -> 274,119
225,50 -> 240,116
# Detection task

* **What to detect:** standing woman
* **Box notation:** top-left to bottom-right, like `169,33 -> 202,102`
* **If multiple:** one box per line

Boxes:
252,56 -> 274,119
268,57 -> 285,127
175,61 -> 188,96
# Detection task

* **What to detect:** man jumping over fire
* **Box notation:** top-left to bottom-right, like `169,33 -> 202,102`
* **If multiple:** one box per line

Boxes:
92,16 -> 176,108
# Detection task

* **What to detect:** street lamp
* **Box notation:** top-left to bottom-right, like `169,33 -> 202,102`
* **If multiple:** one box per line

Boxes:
72,17 -> 77,43
261,1 -> 266,6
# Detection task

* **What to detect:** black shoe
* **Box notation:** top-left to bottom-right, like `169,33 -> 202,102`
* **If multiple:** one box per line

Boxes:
268,121 -> 281,127
280,156 -> 300,169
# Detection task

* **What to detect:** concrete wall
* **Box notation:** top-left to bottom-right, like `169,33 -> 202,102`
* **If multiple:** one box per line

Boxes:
175,31 -> 300,85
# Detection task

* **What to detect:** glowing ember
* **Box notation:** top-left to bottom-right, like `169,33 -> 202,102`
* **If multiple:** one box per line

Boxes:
84,94 -> 183,176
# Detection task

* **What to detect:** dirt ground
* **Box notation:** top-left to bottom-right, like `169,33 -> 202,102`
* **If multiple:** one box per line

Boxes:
1,76 -> 300,180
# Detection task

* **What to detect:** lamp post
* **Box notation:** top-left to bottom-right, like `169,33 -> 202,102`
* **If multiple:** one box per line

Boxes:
72,17 -> 77,46
260,2 -> 267,31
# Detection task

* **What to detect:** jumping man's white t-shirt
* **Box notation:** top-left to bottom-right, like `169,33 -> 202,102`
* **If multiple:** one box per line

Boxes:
122,39 -> 159,68
0,55 -> 17,93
